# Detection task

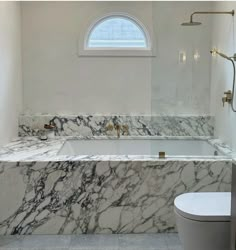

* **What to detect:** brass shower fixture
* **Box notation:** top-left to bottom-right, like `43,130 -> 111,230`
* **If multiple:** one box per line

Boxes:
210,48 -> 236,61
222,90 -> 232,107
181,10 -> 234,26
210,48 -> 236,112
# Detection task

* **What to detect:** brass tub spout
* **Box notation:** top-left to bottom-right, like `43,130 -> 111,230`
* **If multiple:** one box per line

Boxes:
114,124 -> 121,138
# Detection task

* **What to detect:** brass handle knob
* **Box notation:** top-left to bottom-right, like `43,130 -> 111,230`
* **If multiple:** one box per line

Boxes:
121,124 -> 129,135
222,90 -> 232,107
105,124 -> 114,131
224,90 -> 232,95
44,124 -> 55,129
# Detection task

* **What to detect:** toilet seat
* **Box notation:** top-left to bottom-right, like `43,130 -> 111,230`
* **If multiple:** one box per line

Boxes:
174,192 -> 231,222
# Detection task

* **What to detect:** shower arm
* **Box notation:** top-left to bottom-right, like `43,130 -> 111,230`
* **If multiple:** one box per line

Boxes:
211,50 -> 232,61
190,10 -> 234,22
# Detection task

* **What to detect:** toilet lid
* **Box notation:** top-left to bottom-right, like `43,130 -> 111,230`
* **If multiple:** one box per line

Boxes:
174,192 -> 231,222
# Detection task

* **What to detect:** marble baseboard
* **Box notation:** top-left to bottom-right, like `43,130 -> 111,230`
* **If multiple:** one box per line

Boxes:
0,160 -> 231,235
18,115 -> 214,137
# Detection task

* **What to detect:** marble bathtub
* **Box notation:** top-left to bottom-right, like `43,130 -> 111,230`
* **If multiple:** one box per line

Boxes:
0,136 -> 232,235
58,138 -> 226,157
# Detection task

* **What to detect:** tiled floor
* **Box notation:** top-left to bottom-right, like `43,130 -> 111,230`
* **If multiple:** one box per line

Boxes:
0,234 -> 183,250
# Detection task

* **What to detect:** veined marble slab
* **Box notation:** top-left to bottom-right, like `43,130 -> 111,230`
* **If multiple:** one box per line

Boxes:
0,159 -> 231,235
0,136 -> 231,235
18,115 -> 214,137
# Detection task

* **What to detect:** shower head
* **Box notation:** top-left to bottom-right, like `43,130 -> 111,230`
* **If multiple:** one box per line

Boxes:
181,21 -> 202,26
181,10 -> 234,27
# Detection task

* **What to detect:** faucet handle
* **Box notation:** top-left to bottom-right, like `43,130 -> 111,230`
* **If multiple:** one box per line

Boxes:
44,124 -> 56,129
224,90 -> 232,95
121,124 -> 129,135
222,90 -> 232,107
105,123 -> 114,131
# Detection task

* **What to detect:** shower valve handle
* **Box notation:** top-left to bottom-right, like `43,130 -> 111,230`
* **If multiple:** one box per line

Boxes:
222,90 -> 232,107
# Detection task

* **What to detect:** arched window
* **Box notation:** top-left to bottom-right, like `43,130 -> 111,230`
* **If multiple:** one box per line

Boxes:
86,15 -> 149,49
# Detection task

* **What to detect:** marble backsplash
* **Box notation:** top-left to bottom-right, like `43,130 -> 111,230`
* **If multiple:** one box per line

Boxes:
19,115 -> 214,137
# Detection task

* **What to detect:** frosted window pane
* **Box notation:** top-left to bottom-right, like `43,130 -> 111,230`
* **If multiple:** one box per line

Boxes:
87,17 -> 147,48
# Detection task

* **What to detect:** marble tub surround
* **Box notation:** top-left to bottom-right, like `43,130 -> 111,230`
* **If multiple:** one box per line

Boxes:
0,159 -> 231,235
0,136 -> 232,162
18,114 -> 214,137
0,136 -> 231,235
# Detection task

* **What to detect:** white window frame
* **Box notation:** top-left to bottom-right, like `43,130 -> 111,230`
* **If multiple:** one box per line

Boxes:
78,13 -> 154,57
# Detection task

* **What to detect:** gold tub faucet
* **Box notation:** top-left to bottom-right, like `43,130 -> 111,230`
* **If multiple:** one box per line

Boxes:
114,124 -> 121,138
105,123 -> 129,138
114,124 -> 129,138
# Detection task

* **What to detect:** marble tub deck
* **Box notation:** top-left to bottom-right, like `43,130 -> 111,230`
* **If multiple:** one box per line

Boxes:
0,136 -> 232,162
0,234 -> 182,250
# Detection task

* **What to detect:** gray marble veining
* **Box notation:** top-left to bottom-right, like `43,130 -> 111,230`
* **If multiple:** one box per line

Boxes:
18,115 -> 214,137
0,159 -> 231,235
0,135 -> 231,235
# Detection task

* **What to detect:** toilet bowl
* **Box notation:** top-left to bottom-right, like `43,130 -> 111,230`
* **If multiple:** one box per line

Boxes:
174,192 -> 231,250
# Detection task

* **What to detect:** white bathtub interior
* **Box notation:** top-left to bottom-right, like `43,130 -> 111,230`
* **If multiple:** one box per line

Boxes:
58,139 -> 225,157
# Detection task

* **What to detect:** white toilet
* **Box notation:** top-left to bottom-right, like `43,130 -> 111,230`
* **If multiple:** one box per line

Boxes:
174,192 -> 231,250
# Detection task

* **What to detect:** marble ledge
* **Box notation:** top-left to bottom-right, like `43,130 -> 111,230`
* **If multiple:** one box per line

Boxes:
0,136 -> 232,162
18,114 -> 214,137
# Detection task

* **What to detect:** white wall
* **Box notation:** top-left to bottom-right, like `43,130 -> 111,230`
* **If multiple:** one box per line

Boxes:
152,1 -> 213,115
21,1 -> 213,115
210,1 -> 236,151
0,2 -> 22,146
22,1 -> 153,115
